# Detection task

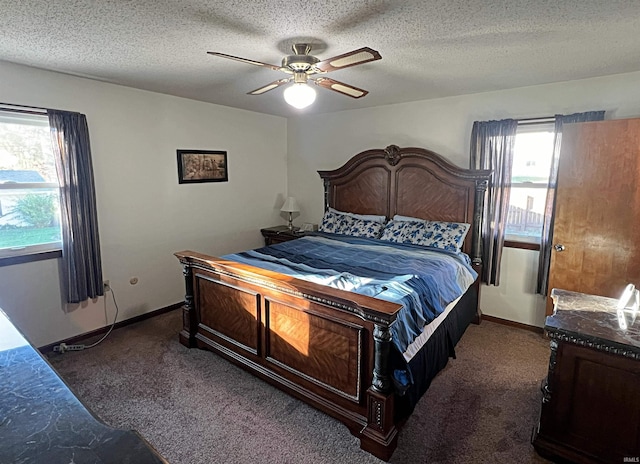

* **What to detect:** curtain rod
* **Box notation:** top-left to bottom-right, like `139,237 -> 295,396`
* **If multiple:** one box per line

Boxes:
0,107 -> 47,116
0,101 -> 79,115
0,101 -> 48,113
517,116 -> 555,125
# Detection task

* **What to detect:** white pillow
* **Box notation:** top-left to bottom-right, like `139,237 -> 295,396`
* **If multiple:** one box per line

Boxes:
329,207 -> 386,224
392,214 -> 427,222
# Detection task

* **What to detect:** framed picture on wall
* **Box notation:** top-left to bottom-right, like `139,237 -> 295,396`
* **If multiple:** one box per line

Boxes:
177,150 -> 228,184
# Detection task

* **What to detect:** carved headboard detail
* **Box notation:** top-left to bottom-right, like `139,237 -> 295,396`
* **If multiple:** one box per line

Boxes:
318,145 -> 491,264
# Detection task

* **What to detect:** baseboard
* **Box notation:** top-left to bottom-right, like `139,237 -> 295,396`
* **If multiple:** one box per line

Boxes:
39,302 -> 182,353
481,314 -> 544,334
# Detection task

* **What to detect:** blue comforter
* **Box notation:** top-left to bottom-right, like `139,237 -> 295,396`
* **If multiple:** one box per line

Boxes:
224,233 -> 477,355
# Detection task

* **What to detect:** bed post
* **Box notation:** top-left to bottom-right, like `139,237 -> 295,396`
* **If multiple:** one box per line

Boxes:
472,178 -> 488,267
177,259 -> 197,347
323,178 -> 331,211
471,178 -> 489,324
361,323 -> 398,461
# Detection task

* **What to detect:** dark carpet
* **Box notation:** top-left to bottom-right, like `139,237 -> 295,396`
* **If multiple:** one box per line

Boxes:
48,311 -> 552,464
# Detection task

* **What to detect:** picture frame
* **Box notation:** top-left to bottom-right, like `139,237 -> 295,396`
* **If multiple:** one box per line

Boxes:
177,150 -> 228,184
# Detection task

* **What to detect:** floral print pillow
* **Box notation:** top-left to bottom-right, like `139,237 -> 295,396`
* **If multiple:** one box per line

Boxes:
380,220 -> 470,252
348,218 -> 385,238
379,220 -> 415,243
319,211 -> 385,238
319,210 -> 355,234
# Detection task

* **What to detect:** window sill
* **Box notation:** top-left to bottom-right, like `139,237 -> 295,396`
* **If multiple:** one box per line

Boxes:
504,240 -> 540,251
0,250 -> 62,267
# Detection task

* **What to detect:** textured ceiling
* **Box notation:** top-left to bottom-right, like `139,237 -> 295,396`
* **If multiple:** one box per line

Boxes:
2,0 -> 640,117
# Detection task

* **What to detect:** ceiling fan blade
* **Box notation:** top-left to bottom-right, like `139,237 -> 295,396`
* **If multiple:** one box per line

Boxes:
312,77 -> 369,99
207,51 -> 281,71
314,47 -> 381,73
247,78 -> 291,95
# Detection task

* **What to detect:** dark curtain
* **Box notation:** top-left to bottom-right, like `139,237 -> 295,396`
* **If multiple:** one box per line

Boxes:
536,110 -> 605,295
470,119 -> 518,285
48,110 -> 104,303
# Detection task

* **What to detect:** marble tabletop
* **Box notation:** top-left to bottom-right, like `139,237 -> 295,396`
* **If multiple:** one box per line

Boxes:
0,308 -> 168,464
547,288 -> 640,357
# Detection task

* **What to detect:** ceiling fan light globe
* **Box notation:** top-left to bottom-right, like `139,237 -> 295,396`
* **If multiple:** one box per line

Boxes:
284,84 -> 316,109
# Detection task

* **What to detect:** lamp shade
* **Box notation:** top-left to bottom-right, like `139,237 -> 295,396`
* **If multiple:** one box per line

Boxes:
280,197 -> 299,213
283,84 -> 316,109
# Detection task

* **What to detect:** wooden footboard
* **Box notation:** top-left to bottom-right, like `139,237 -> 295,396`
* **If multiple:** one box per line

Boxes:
175,251 -> 403,460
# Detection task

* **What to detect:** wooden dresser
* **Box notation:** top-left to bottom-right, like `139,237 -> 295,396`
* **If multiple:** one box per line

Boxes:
533,289 -> 640,463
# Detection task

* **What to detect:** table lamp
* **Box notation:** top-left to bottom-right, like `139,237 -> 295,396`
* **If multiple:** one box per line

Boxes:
280,197 -> 299,231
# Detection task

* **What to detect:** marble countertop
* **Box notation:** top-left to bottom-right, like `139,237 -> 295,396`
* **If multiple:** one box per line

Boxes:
547,289 -> 640,356
0,308 -> 168,464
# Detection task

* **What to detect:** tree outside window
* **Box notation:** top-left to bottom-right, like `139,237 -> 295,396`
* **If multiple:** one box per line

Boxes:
0,112 -> 62,259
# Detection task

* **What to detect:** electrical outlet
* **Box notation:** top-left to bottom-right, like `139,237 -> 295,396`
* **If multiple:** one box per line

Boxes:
103,280 -> 111,292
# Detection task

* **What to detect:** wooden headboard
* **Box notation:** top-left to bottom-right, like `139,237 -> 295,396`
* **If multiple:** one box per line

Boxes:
318,145 -> 491,264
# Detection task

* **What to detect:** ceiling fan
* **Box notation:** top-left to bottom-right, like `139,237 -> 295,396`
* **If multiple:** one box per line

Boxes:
207,44 -> 382,108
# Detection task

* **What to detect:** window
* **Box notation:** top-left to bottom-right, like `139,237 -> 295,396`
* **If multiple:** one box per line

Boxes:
0,111 -> 62,260
505,122 -> 555,246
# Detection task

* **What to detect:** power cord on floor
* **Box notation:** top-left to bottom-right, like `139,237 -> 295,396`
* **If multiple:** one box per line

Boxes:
53,285 -> 120,353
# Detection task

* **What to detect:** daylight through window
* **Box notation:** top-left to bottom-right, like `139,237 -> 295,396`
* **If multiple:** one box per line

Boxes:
0,111 -> 62,259
505,122 -> 555,244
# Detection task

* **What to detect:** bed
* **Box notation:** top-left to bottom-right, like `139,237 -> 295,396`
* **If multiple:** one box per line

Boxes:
174,145 -> 490,460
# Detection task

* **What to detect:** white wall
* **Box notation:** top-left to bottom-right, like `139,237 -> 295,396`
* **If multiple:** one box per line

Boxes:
287,71 -> 640,327
3,63 -> 639,343
0,61 -> 287,347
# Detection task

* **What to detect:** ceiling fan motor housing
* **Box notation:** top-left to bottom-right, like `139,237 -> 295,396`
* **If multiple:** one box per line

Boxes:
282,54 -> 319,72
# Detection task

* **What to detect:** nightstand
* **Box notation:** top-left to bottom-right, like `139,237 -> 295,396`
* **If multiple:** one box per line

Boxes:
260,225 -> 305,246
